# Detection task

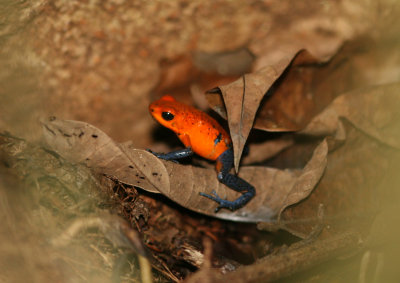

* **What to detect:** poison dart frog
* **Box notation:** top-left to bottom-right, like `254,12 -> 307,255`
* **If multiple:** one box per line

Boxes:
148,95 -> 255,212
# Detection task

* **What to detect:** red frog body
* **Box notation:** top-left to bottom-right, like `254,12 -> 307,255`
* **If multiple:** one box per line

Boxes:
149,95 -> 231,160
149,95 -> 255,212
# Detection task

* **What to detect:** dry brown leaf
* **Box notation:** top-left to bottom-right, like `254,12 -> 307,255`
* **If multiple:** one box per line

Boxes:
278,138 -> 328,217
42,118 -> 328,223
301,83 -> 400,149
206,50 -> 335,172
205,58 -> 291,171
41,117 -> 162,194
156,139 -> 327,222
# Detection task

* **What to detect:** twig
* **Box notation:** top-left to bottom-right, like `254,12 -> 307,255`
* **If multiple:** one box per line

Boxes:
190,230 -> 363,283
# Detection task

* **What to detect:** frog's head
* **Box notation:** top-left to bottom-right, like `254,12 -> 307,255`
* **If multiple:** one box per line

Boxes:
149,95 -> 181,132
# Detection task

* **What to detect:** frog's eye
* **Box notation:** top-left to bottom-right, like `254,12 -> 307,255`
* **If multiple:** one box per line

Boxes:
161,111 -> 174,121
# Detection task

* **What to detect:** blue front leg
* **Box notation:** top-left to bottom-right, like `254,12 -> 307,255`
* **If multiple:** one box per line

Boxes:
199,148 -> 255,212
148,147 -> 193,161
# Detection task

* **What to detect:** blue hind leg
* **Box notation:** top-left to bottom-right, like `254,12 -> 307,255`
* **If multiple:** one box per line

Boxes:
199,148 -> 255,212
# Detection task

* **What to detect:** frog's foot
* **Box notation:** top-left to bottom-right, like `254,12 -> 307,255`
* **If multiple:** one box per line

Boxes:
199,191 -> 236,212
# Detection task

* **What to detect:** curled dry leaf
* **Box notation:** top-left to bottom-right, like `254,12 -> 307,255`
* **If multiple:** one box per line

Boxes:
41,117 -> 163,194
42,118 -> 328,223
278,138 -> 328,217
154,139 -> 327,222
301,83 -> 400,149
205,58 -> 290,171
206,49 -> 335,172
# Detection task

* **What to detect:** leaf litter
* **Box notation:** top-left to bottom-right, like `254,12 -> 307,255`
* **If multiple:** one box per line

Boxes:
39,49 -> 400,282
39,45 -> 400,281
205,49 -> 339,171
42,117 -> 328,223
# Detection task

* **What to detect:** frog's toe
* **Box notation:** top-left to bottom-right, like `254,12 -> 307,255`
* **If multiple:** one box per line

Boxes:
199,191 -> 219,202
